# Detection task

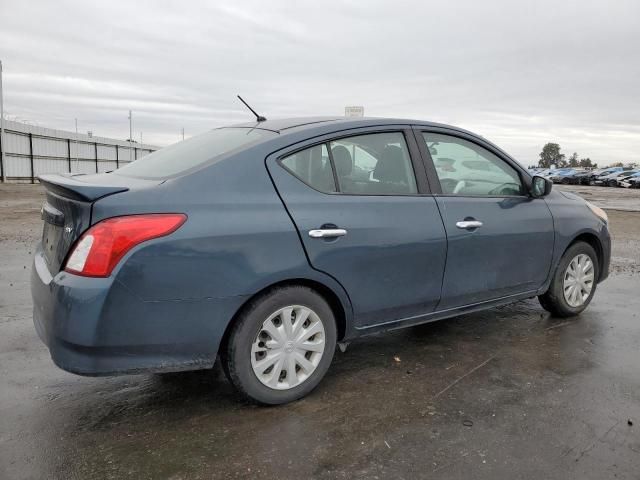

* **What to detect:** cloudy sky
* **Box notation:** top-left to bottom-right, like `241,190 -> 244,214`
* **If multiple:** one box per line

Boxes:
1,0 -> 639,165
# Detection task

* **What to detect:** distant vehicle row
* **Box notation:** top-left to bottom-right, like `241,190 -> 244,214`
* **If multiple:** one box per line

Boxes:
528,167 -> 640,188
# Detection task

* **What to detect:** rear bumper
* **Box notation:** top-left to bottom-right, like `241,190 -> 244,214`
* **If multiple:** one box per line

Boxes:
31,248 -> 248,376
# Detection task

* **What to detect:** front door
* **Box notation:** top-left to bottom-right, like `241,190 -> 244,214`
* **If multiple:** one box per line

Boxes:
267,128 -> 447,328
417,129 -> 555,309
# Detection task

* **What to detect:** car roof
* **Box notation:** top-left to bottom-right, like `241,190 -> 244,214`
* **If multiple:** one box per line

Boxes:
223,116 -> 527,172
229,116 -> 479,136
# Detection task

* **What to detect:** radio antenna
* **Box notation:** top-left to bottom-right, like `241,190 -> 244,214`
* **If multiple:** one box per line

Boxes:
237,95 -> 267,122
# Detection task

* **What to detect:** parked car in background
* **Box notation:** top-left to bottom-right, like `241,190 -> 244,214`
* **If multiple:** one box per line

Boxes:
555,169 -> 591,185
595,169 -> 638,187
619,172 -> 640,188
589,167 -> 624,185
549,168 -> 580,184
574,170 -> 596,185
626,177 -> 640,189
31,117 -> 611,404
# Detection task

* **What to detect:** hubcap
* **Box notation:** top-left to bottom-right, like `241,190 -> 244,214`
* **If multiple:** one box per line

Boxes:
563,254 -> 595,307
251,305 -> 326,390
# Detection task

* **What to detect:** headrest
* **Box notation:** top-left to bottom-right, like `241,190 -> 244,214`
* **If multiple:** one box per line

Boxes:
331,145 -> 353,176
373,145 -> 405,182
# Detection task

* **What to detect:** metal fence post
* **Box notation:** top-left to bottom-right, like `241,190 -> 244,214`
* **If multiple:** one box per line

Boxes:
0,124 -> 4,181
67,138 -> 71,172
0,60 -> 5,183
115,144 -> 119,168
94,142 -> 98,173
134,147 -> 137,160
29,133 -> 34,184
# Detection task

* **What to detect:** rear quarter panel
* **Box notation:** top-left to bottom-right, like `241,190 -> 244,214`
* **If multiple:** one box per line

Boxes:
90,144 -> 354,332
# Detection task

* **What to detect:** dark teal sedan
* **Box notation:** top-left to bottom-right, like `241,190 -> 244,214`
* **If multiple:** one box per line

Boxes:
32,117 -> 611,404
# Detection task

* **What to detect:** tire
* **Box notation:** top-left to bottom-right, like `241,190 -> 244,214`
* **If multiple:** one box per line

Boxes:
222,285 -> 337,405
539,242 -> 599,317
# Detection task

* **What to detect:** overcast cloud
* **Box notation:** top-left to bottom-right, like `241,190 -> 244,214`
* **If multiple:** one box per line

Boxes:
1,0 -> 639,165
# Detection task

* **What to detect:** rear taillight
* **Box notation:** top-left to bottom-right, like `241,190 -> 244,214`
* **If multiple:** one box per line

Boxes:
64,214 -> 187,277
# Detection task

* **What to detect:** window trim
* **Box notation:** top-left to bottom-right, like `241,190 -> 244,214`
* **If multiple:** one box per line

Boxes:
413,126 -> 533,198
275,127 -> 431,196
325,143 -> 342,192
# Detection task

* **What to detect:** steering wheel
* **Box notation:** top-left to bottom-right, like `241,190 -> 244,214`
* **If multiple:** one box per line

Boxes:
452,180 -> 466,194
439,178 -> 465,194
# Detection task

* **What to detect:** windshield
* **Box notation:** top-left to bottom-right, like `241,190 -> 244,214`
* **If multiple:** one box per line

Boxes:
115,127 -> 276,179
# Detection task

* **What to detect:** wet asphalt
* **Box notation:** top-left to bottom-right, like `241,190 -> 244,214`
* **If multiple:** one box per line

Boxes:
1,185 -> 639,479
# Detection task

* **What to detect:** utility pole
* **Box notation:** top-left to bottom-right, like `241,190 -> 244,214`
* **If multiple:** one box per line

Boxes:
128,110 -> 133,162
74,118 -> 79,171
0,60 -> 5,183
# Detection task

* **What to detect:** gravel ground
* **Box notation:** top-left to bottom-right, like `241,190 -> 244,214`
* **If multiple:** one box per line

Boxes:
556,184 -> 640,275
557,184 -> 640,212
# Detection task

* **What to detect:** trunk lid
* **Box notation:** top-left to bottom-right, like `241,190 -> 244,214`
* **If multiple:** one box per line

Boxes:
38,173 -> 158,273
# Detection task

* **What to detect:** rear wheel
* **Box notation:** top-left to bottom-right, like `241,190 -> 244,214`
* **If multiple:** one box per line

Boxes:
222,286 -> 337,405
539,242 -> 599,317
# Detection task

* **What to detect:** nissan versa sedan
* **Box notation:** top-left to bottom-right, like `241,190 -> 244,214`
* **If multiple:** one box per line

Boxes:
32,117 -> 611,404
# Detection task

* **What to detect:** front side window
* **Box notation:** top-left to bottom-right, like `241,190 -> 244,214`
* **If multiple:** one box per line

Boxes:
423,133 -> 524,196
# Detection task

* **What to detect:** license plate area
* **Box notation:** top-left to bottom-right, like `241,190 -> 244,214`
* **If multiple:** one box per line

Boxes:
41,202 -> 65,268
42,221 -> 64,267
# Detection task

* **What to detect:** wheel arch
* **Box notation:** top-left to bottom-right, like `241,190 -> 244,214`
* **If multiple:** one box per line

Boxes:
567,231 -> 605,281
220,278 -> 352,355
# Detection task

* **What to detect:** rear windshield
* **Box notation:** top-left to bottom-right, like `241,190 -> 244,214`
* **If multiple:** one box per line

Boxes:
115,127 -> 276,179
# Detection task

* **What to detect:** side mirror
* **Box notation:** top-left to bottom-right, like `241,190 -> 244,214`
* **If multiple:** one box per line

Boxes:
531,175 -> 552,198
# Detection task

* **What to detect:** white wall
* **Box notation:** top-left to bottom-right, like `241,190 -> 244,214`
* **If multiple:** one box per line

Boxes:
1,120 -> 158,182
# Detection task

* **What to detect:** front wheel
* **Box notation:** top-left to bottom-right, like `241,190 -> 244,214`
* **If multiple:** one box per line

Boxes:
539,242 -> 599,317
222,286 -> 337,405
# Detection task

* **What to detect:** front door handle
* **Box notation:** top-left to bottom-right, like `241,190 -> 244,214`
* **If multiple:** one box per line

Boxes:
308,228 -> 348,238
456,220 -> 483,230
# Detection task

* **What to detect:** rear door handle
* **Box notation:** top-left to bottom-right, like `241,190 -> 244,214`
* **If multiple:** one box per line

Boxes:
456,220 -> 483,230
308,228 -> 348,238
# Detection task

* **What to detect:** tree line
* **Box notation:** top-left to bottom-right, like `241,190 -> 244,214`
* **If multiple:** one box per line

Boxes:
537,143 -> 596,169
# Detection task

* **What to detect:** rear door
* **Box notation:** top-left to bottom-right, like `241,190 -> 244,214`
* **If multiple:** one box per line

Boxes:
267,127 -> 447,328
415,128 -> 554,309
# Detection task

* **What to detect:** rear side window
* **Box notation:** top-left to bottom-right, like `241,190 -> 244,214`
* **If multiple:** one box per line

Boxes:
280,132 -> 418,195
115,128 -> 276,179
281,144 -> 336,193
329,132 -> 417,194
